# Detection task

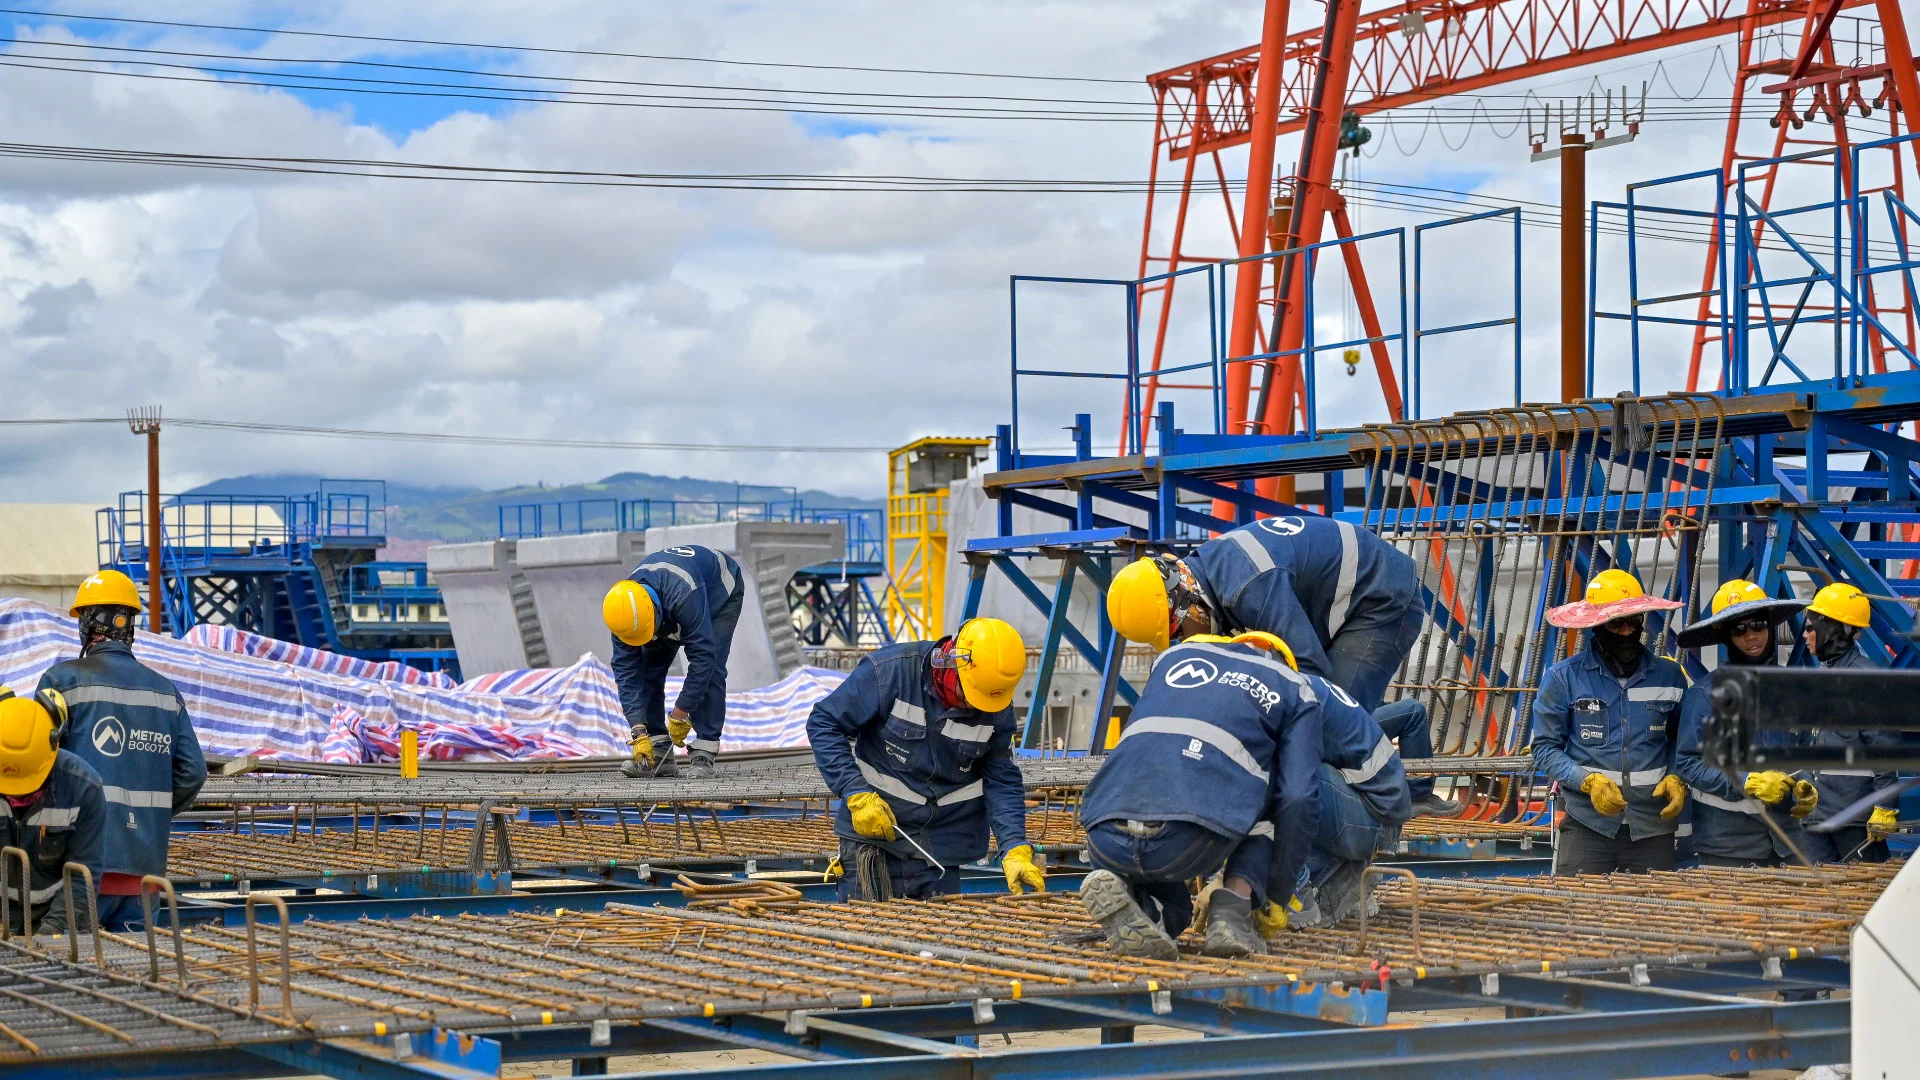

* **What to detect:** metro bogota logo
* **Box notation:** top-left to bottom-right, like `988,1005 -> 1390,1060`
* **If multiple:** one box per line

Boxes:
1163,657 -> 1219,689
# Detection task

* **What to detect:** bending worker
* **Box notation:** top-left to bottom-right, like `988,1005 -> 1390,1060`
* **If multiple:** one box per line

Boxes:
1107,516 -> 1456,817
1532,569 -> 1690,875
37,571 -> 204,930
603,544 -> 745,780
1673,580 -> 1816,867
1077,631 -> 1409,960
0,685 -> 104,936
1797,583 -> 1903,862
807,618 -> 1041,901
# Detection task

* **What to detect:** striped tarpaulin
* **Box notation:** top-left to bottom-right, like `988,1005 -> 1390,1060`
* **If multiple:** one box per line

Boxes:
0,600 -> 841,761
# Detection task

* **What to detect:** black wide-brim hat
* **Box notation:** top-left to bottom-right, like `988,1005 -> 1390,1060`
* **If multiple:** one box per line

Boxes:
1674,597 -> 1807,649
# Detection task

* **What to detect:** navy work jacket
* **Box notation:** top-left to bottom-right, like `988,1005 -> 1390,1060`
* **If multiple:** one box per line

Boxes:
1186,516 -> 1419,678
611,545 -> 744,719
0,751 -> 105,934
1803,644 -> 1900,831
38,642 -> 205,879
1675,677 -> 1808,862
1531,637 -> 1687,840
807,641 -> 1025,866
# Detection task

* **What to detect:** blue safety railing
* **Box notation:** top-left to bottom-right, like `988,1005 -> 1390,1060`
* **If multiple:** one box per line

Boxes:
1006,206 -> 1517,468
97,480 -> 388,571
344,563 -> 441,608
495,497 -> 885,565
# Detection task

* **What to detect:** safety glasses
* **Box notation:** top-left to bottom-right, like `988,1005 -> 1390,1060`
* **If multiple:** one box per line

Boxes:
1727,618 -> 1772,637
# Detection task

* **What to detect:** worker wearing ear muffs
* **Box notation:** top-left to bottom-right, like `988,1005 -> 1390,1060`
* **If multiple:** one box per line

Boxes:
0,684 -> 106,935
35,570 -> 205,930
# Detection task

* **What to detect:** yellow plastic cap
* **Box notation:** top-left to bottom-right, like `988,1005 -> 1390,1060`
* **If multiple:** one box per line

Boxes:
70,570 -> 142,616
1709,579 -> 1768,616
603,580 -> 658,647
1107,558 -> 1171,651
1807,582 -> 1870,628
954,618 -> 1026,712
1584,568 -> 1645,605
0,692 -> 57,797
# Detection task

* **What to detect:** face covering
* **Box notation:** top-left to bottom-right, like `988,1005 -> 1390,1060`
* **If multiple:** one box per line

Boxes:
1592,625 -> 1643,672
1806,613 -> 1858,665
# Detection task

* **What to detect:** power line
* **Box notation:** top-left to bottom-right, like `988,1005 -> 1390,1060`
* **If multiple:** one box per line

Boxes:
0,415 -> 895,452
0,6 -> 1137,84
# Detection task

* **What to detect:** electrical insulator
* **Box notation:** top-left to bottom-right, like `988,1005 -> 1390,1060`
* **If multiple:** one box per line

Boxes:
1343,348 -> 1360,377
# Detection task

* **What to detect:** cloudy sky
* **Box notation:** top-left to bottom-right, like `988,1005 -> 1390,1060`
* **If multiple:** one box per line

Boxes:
0,1 -> 1895,505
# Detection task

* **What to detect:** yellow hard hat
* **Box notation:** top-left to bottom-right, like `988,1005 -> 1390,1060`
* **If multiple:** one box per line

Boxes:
1709,579 -> 1768,616
1583,568 -> 1645,605
953,618 -> 1026,712
602,580 -> 658,647
0,686 -> 64,797
1229,631 -> 1299,671
70,569 -> 142,616
1807,582 -> 1870,628
1107,558 -> 1172,651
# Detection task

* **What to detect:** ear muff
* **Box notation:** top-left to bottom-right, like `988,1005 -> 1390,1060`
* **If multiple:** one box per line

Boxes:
34,687 -> 68,744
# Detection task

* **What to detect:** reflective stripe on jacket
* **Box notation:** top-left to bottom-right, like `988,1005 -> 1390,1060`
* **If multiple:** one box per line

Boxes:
0,751 -> 105,930
1674,680 -> 1807,861
38,643 -> 204,879
1185,516 -> 1419,679
610,544 -> 743,731
806,641 -> 1024,865
1530,638 -> 1686,840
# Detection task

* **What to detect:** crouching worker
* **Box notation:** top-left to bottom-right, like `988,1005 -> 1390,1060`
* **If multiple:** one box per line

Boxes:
808,619 -> 1040,901
0,686 -> 104,935
1078,632 -> 1388,959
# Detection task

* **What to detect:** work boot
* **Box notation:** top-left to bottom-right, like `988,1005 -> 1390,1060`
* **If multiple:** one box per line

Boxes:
1202,890 -> 1268,958
684,748 -> 717,779
619,736 -> 680,779
1077,870 -> 1179,961
1311,860 -> 1376,927
1411,792 -> 1464,818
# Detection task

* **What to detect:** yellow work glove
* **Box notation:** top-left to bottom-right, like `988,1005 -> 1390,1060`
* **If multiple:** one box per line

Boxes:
667,714 -> 693,747
1653,775 -> 1687,820
1581,772 -> 1628,816
1868,806 -> 1900,842
1790,780 -> 1818,819
846,791 -> 898,841
1001,844 -> 1046,894
628,731 -> 656,766
1743,770 -> 1792,806
1253,897 -> 1300,938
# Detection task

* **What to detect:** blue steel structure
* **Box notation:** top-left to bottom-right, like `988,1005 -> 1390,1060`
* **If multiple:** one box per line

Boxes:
497,496 -> 899,648
970,142 -> 1920,761
96,480 -> 459,677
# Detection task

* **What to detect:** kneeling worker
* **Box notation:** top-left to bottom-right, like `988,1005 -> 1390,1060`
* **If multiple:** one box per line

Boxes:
0,686 -> 105,935
604,544 -> 746,780
1533,570 -> 1690,875
1077,631 -> 1409,959
807,619 -> 1041,900
1673,580 -> 1816,867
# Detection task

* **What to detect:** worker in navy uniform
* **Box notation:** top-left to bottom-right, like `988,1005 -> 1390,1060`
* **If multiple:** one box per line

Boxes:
1077,631 -> 1410,959
1673,580 -> 1817,867
36,570 -> 204,931
603,544 -> 746,780
1796,583 -> 1904,862
1532,569 -> 1690,875
1106,517 -> 1457,818
807,618 -> 1041,901
0,686 -> 105,935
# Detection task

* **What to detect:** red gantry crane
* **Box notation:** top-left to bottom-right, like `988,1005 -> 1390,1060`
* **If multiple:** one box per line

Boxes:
1132,0 -> 1920,477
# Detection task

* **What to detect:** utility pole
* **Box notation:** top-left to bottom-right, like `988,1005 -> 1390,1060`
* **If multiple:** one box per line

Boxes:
1530,88 -> 1643,403
127,407 -> 163,633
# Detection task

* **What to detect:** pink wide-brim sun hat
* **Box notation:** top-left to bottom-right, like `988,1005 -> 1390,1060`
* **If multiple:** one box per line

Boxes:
1545,594 -> 1684,630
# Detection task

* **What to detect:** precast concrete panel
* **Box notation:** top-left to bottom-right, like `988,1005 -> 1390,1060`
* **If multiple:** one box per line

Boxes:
516,530 -> 647,667
425,540 -> 548,677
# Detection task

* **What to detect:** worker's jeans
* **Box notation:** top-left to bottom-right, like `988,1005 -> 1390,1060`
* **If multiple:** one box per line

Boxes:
629,586 -> 744,744
1298,764 -> 1393,889
1084,820 -> 1242,939
1371,699 -> 1435,801
1800,827 -> 1888,864
1325,598 -> 1424,715
836,840 -> 962,901
1554,818 -> 1677,875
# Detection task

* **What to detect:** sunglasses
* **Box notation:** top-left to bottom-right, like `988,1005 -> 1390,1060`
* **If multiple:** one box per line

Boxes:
1728,618 -> 1773,636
